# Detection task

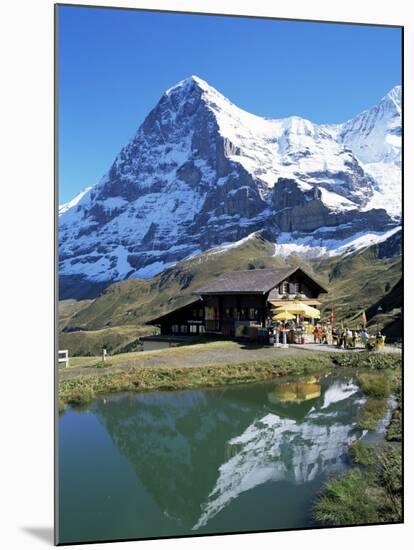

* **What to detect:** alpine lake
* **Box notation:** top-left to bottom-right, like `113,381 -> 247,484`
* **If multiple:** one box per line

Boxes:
58,370 -> 388,544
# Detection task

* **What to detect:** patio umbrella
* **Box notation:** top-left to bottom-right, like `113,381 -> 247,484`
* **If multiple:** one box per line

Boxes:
272,310 -> 295,321
274,301 -> 321,319
302,305 -> 321,319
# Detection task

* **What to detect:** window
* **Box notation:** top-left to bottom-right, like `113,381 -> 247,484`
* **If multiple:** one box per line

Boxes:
189,325 -> 198,333
206,307 -> 218,320
288,282 -> 302,294
282,281 -> 289,294
198,309 -> 204,318
199,325 -> 206,334
289,282 -> 298,294
225,308 -> 232,318
180,325 -> 188,333
249,308 -> 258,320
172,325 -> 179,333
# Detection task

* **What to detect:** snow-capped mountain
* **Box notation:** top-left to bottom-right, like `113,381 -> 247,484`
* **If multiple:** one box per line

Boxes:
59,76 -> 401,295
59,186 -> 92,216
325,85 -> 401,217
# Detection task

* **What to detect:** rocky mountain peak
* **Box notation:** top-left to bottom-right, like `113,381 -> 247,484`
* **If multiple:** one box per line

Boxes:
59,77 -> 401,298
165,74 -> 214,96
383,84 -> 401,112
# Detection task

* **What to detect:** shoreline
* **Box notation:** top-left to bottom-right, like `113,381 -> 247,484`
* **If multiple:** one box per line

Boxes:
313,366 -> 402,526
59,351 -> 401,412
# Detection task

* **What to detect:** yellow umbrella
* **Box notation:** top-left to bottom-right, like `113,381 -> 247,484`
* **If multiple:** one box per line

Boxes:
272,310 -> 295,321
268,381 -> 321,404
303,306 -> 321,319
275,301 -> 320,319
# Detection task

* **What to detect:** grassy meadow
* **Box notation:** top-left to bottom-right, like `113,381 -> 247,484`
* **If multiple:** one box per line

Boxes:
58,232 -> 402,357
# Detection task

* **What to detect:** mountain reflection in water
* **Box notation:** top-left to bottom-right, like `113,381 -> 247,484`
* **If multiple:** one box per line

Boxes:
194,377 -> 361,529
86,373 -> 364,533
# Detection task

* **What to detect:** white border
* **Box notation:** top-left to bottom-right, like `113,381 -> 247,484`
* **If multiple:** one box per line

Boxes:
1,1 -> 412,549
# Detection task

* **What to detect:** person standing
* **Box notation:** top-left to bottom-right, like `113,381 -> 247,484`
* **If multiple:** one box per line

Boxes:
360,327 -> 369,347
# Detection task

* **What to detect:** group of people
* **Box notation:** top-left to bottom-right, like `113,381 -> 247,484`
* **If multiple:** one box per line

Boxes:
312,324 -> 331,345
269,321 -> 384,350
314,324 -> 384,349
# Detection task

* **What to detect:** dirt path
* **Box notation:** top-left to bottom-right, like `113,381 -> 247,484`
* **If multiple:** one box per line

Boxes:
59,341 -> 314,380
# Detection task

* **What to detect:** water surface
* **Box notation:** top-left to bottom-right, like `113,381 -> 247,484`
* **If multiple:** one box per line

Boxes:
59,372 -> 366,543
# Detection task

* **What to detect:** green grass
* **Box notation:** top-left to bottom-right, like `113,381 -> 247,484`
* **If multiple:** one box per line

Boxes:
386,407 -> 402,442
58,298 -> 92,331
314,444 -> 402,526
332,352 -> 401,371
376,444 -> 402,520
356,372 -> 391,398
314,469 -> 380,525
350,441 -> 377,466
358,397 -> 388,431
386,368 -> 402,442
61,340 -> 244,371
354,368 -> 398,432
314,242 -> 401,329
59,324 -> 156,357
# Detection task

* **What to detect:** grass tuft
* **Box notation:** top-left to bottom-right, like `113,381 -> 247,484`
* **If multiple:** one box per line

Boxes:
314,444 -> 402,526
314,469 -> 379,525
350,441 -> 376,466
357,397 -> 388,431
356,372 -> 390,398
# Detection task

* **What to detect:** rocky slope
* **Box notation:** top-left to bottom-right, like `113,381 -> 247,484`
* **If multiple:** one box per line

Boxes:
59,76 -> 401,298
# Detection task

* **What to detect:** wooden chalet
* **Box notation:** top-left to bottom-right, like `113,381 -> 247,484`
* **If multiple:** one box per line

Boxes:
146,266 -> 327,344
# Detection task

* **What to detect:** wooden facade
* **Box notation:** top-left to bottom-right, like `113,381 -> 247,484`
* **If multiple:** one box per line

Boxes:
201,293 -> 267,336
149,299 -> 206,336
147,266 -> 327,339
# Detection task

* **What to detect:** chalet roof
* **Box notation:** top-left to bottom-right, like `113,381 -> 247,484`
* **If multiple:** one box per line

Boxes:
194,267 -> 297,295
194,266 -> 328,295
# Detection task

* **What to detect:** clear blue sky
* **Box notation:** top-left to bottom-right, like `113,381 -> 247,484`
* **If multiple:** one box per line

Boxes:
58,5 -> 402,203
